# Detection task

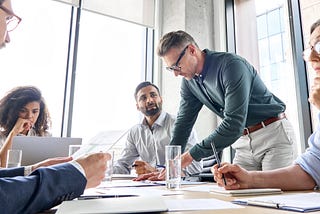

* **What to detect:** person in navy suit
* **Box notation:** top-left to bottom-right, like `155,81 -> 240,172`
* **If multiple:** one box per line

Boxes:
0,0 -> 111,213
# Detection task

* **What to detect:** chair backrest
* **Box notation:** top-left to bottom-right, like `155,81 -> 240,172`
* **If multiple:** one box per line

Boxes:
198,151 -> 223,182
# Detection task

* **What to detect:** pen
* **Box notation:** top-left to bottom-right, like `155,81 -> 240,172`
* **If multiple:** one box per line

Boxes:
210,142 -> 227,186
246,200 -> 282,209
78,195 -> 137,200
131,164 -> 165,168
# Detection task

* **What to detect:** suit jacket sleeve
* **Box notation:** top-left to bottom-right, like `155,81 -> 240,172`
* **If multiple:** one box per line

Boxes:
0,163 -> 87,214
0,167 -> 24,177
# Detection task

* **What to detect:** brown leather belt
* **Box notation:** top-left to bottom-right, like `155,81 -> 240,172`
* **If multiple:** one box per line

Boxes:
243,113 -> 286,135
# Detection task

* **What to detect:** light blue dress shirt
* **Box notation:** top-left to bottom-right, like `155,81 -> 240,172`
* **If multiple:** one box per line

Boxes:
295,113 -> 320,188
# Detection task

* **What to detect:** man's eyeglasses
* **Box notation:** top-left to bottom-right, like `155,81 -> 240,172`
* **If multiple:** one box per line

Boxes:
303,41 -> 320,61
0,5 -> 21,32
166,45 -> 189,72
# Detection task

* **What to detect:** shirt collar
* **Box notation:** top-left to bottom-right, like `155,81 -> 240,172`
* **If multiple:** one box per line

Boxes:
141,111 -> 166,128
194,49 -> 209,83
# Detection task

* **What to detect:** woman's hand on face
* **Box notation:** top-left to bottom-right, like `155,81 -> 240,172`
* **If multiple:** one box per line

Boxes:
12,118 -> 32,135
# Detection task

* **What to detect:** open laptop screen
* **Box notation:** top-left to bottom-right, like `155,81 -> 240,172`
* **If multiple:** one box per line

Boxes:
12,136 -> 82,165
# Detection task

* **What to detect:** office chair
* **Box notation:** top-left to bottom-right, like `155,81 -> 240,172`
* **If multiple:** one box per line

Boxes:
186,151 -> 223,182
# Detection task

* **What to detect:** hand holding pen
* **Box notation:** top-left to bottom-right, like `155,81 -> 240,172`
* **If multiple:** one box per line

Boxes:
211,162 -> 253,190
132,160 -> 158,175
210,142 -> 227,186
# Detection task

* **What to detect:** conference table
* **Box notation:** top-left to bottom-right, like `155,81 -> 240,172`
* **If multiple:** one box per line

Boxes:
159,188 -> 316,214
49,177 -> 320,214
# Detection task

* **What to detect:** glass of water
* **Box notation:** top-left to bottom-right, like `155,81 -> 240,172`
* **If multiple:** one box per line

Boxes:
6,149 -> 22,168
165,145 -> 181,190
104,150 -> 114,182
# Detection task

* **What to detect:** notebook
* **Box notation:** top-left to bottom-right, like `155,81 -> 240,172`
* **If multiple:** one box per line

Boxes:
56,196 -> 168,214
12,136 -> 82,165
232,192 -> 320,212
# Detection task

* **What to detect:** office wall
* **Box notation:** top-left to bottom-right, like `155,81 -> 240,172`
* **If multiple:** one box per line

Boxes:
156,0 -> 220,144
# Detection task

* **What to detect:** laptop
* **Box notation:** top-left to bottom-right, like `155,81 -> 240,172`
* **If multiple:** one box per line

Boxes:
12,136 -> 82,165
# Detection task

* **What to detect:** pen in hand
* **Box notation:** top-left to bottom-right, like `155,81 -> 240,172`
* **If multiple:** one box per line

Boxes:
210,142 -> 227,186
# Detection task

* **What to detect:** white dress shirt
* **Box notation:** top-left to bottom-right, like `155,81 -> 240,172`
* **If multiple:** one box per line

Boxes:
113,111 -> 203,175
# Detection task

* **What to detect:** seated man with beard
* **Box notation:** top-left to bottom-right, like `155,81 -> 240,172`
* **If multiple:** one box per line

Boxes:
113,81 -> 202,176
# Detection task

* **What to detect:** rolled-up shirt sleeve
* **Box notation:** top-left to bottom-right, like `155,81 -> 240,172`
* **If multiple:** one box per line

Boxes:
294,113 -> 320,187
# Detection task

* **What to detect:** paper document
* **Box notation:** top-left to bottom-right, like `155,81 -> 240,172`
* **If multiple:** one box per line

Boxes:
164,198 -> 243,211
72,130 -> 128,159
57,196 -> 168,214
80,186 -> 183,199
183,184 -> 282,196
97,180 -> 161,188
112,173 -> 137,180
150,180 -> 207,186
210,185 -> 282,196
232,192 -> 320,212
183,184 -> 217,192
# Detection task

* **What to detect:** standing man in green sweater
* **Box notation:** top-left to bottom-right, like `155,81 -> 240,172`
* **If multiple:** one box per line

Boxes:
156,30 -> 297,174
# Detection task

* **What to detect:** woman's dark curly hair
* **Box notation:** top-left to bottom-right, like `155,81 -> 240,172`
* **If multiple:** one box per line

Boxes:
0,86 -> 51,137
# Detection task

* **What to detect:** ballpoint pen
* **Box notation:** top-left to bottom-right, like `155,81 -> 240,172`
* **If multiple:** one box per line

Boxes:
210,142 -> 227,186
156,164 -> 165,169
132,164 -> 165,168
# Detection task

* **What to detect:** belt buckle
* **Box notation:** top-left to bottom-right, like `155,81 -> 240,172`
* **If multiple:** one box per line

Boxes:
243,128 -> 249,135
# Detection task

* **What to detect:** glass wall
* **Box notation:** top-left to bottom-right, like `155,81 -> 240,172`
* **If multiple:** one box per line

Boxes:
233,0 -> 302,153
71,10 -> 146,143
1,0 -> 149,147
0,0 -> 71,136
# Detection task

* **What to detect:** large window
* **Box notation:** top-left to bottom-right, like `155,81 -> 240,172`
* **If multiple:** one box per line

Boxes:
233,0 -> 305,153
71,10 -> 146,142
0,0 -> 71,136
1,0 -> 150,146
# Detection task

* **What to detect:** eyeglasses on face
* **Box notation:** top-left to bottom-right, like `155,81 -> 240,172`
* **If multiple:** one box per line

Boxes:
303,41 -> 320,61
0,5 -> 22,32
166,45 -> 189,72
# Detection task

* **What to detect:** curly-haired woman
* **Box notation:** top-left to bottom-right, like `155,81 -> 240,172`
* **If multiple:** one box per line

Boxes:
0,86 -> 51,167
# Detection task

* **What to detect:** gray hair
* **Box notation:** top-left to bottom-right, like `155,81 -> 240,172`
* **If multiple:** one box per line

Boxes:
0,0 -> 5,6
157,30 -> 198,57
311,19 -> 320,34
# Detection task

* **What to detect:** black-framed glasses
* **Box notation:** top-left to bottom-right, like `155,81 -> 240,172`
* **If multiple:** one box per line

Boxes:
303,41 -> 320,61
0,5 -> 22,32
166,45 -> 189,72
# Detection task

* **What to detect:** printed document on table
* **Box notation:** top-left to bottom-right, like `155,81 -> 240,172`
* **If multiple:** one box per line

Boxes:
232,192 -> 320,212
72,130 -> 128,159
81,186 -> 183,199
164,198 -> 243,211
97,180 -> 161,188
183,184 -> 282,196
57,196 -> 168,214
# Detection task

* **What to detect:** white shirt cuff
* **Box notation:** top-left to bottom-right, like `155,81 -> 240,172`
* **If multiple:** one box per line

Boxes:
70,160 -> 86,177
24,165 -> 33,176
